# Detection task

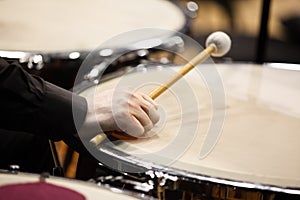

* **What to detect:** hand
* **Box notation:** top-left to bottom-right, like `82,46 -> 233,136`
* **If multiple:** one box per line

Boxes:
80,88 -> 160,139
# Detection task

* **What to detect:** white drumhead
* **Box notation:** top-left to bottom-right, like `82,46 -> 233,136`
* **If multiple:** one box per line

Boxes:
0,0 -> 185,52
80,63 -> 300,189
0,172 -> 141,199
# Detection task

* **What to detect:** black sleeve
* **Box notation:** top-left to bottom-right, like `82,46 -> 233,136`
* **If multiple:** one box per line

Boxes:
0,58 -> 87,141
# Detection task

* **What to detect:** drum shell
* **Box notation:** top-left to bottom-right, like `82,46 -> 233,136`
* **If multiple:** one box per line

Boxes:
0,0 -> 192,89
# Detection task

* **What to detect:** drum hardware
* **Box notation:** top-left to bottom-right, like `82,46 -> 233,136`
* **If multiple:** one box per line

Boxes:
0,50 -> 88,71
256,0 -> 271,64
48,140 -> 64,177
183,1 -> 199,19
8,165 -> 20,174
0,168 -> 50,182
172,0 -> 199,36
152,171 -> 180,200
0,50 -> 89,89
25,54 -> 44,70
92,164 -> 293,200
0,171 -> 154,200
82,35 -> 185,81
95,175 -> 155,194
0,165 -> 22,175
92,169 -> 175,198
0,51 -> 40,69
72,37 -> 185,94
39,172 -> 50,182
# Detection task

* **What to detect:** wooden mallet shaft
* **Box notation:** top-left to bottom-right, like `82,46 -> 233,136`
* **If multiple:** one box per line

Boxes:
89,44 -> 217,146
88,31 -> 232,146
149,45 -> 216,99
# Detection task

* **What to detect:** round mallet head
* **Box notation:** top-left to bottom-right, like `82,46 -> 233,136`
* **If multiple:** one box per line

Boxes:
205,31 -> 231,57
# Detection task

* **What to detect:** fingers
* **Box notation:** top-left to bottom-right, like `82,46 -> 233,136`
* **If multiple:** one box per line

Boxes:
140,93 -> 160,124
131,92 -> 160,129
114,110 -> 145,137
130,105 -> 153,132
115,91 -> 160,137
91,88 -> 160,138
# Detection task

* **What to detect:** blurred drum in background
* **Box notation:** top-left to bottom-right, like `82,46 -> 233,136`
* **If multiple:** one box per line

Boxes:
0,170 -> 154,199
77,63 -> 300,199
0,0 -> 191,89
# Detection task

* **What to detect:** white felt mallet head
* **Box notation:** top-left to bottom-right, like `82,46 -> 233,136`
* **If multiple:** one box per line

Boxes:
205,31 -> 231,57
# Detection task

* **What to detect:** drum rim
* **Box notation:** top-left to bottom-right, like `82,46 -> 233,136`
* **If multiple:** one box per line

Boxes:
76,63 -> 300,196
74,62 -> 300,94
98,141 -> 300,196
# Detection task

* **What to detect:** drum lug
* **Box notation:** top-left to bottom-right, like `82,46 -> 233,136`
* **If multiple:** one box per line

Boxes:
0,50 -> 45,70
145,170 -> 180,199
83,62 -> 109,81
39,172 -> 50,182
160,36 -> 185,54
27,54 -> 44,70
8,164 -> 20,174
18,53 -> 45,70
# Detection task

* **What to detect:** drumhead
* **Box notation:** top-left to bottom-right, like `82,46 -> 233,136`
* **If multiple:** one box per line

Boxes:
79,63 -> 300,191
0,0 -> 185,52
0,172 -> 147,199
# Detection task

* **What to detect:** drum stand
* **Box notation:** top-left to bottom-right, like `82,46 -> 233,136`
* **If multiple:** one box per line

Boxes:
256,0 -> 271,63
48,140 -> 64,177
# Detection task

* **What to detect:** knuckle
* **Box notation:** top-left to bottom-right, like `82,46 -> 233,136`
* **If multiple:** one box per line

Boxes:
115,110 -> 128,119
